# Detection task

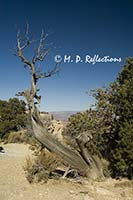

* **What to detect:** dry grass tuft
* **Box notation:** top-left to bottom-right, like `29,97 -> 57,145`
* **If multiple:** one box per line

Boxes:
23,151 -> 64,183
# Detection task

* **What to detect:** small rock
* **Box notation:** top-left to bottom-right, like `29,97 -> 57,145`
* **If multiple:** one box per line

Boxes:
69,190 -> 74,194
0,146 -> 5,153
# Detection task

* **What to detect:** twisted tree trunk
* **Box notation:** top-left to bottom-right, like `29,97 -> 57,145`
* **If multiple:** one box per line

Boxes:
15,26 -> 104,180
31,111 -> 89,176
30,108 -> 104,179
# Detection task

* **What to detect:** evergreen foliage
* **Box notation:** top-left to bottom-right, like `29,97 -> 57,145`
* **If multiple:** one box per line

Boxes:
0,98 -> 27,139
63,58 -> 133,179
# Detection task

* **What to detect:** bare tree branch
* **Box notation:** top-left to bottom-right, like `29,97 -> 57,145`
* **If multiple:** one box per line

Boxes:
35,66 -> 59,79
17,27 -> 32,69
32,30 -> 49,64
15,25 -> 59,108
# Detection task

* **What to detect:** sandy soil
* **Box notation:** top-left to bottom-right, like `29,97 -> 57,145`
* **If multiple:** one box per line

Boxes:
0,143 -> 133,200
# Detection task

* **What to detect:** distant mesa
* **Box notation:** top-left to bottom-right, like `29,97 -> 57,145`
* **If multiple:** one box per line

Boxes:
49,111 -> 78,124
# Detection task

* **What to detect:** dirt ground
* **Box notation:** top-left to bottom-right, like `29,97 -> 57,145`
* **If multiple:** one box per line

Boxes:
0,143 -> 133,200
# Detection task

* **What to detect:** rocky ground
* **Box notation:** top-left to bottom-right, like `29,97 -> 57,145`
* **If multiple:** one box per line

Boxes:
0,143 -> 133,200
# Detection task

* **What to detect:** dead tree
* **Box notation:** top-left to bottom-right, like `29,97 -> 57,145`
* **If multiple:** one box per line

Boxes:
15,25 -> 104,180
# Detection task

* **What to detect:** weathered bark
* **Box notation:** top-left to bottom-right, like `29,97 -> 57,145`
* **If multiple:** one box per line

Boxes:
76,133 -> 104,179
15,26 -> 104,180
30,109 -> 104,179
31,112 -> 90,176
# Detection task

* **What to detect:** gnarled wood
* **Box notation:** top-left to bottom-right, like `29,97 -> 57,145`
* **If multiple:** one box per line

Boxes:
15,25 -> 104,180
76,132 -> 104,179
31,113 -> 90,176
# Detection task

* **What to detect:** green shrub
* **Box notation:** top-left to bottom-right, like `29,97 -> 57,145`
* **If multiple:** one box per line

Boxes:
63,58 -> 133,179
0,98 -> 27,139
7,130 -> 31,144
